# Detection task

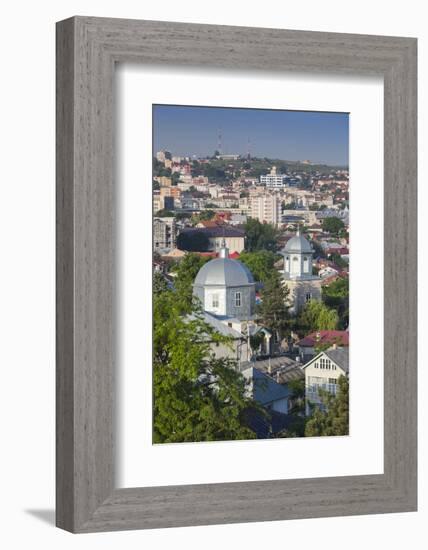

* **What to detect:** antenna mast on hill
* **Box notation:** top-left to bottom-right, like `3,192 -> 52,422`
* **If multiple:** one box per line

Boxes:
217,128 -> 222,155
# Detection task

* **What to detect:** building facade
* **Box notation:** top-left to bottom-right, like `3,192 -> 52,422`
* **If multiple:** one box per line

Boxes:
260,166 -> 288,188
302,348 -> 349,413
153,217 -> 177,251
249,194 -> 282,227
281,227 -> 322,313
193,243 -> 256,321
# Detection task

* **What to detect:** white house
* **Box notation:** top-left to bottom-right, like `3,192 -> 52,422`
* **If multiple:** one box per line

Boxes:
301,348 -> 349,413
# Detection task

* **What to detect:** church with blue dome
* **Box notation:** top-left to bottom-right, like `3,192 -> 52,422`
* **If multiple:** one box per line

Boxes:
281,227 -> 322,313
193,242 -> 256,321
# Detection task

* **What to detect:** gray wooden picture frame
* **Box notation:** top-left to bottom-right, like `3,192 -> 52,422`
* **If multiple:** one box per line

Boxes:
56,16 -> 417,533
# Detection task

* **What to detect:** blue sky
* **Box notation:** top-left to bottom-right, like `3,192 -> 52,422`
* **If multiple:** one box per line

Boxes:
153,105 -> 349,166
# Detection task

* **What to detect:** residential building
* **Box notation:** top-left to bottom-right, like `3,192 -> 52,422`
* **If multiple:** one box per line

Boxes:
179,226 -> 245,253
153,217 -> 177,251
155,176 -> 172,187
297,330 -> 349,361
156,150 -> 171,162
153,193 -> 174,213
301,348 -> 349,413
153,192 -> 161,213
250,194 -> 282,226
160,186 -> 181,200
260,166 -> 287,188
156,150 -> 166,162
242,366 -> 290,415
187,310 -> 250,364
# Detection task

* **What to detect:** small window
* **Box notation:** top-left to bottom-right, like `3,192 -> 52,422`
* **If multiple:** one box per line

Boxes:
212,294 -> 219,308
305,292 -> 312,302
235,292 -> 241,307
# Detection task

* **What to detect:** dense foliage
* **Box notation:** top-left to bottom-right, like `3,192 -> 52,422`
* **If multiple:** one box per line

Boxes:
305,376 -> 349,437
321,216 -> 345,235
244,218 -> 278,252
258,271 -> 290,343
170,253 -> 210,304
322,277 -> 349,329
297,299 -> 339,334
238,250 -> 277,283
153,282 -> 259,443
176,231 -> 210,252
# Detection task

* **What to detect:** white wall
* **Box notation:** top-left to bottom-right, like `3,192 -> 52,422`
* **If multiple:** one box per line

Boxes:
0,1 -> 425,549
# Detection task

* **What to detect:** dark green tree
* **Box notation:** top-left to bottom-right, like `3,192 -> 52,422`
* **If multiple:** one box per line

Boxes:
171,172 -> 181,185
176,231 -> 210,253
153,288 -> 259,443
258,272 -> 290,344
244,218 -> 278,252
305,376 -> 349,437
297,299 -> 339,334
238,250 -> 276,283
191,210 -> 216,225
153,271 -> 168,295
322,277 -> 349,329
276,378 -> 306,438
329,252 -> 348,269
170,253 -> 210,306
155,209 -> 175,217
322,216 -> 345,235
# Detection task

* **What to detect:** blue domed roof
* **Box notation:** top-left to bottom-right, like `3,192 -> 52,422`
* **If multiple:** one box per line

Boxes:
283,229 -> 313,254
194,257 -> 254,287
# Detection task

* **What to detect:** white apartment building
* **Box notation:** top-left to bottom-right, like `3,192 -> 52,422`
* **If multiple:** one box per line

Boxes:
250,194 -> 282,227
260,166 -> 287,188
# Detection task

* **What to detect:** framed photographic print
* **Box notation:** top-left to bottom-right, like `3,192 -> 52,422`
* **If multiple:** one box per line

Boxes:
56,16 -> 417,532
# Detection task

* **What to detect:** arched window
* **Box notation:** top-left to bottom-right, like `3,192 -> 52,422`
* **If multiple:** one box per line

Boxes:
303,256 -> 309,272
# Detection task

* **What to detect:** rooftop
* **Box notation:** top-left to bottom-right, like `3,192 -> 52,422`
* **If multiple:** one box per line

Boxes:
298,330 -> 349,348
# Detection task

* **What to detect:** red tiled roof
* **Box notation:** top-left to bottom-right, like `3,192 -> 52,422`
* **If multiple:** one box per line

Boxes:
326,247 -> 349,255
321,274 -> 340,286
197,252 -> 217,258
298,330 -> 349,347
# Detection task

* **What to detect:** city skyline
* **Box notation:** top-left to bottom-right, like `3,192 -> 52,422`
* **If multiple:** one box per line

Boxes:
153,104 -> 349,166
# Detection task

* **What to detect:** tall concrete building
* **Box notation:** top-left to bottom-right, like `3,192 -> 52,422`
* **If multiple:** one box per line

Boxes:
260,166 -> 287,188
153,217 -> 177,251
250,194 -> 282,227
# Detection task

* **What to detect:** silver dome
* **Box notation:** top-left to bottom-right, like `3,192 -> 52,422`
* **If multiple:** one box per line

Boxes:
284,233 -> 313,254
194,257 -> 255,287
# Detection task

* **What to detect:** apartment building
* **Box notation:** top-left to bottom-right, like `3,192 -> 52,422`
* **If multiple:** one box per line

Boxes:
249,193 -> 282,226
